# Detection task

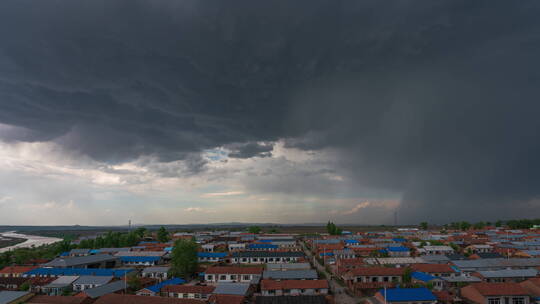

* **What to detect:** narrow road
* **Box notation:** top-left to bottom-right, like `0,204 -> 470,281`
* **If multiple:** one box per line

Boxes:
302,241 -> 359,304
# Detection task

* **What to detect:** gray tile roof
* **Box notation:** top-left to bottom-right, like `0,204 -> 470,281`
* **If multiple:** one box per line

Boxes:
44,254 -> 118,267
73,275 -> 113,285
142,266 -> 170,274
451,258 -> 540,270
477,269 -> 538,278
255,295 -> 329,304
83,280 -> 126,298
266,263 -> 312,271
263,270 -> 318,280
213,283 -> 250,295
0,291 -> 30,304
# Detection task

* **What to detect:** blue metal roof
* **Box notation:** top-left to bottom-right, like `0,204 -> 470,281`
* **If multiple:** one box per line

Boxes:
59,251 -> 69,257
248,244 -> 278,249
120,256 -> 161,262
145,277 -> 185,293
344,239 -> 360,244
24,268 -> 134,278
393,238 -> 407,243
387,246 -> 410,252
379,287 -> 436,302
411,271 -> 437,282
89,249 -> 100,254
197,252 -> 227,258
319,252 -> 334,256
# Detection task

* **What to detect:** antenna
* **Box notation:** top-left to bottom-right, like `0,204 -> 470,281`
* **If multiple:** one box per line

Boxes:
128,219 -> 131,232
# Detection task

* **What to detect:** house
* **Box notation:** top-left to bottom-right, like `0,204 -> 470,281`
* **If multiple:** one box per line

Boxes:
76,280 -> 126,299
344,267 -> 404,284
72,276 -> 113,291
519,278 -> 540,299
0,277 -> 29,290
231,251 -> 304,264
120,256 -> 162,266
0,266 -> 37,278
461,282 -> 530,304
411,272 -> 446,291
93,294 -> 203,304
142,266 -> 170,281
266,263 -> 312,271
198,252 -> 228,263
248,244 -> 279,251
204,266 -> 263,283
0,291 -> 32,304
69,249 -> 92,257
260,279 -> 329,296
374,287 -> 437,304
136,278 -> 185,296
23,267 -> 134,278
213,283 -> 251,297
26,295 -> 93,304
255,295 -> 330,304
162,285 -> 215,300
469,252 -> 504,260
228,243 -> 246,251
386,247 -> 411,257
209,294 -> 245,304
420,246 -> 455,255
42,276 -> 80,296
411,264 -> 457,277
466,245 -> 494,254
263,270 -> 318,280
473,269 -> 539,283
202,244 -> 215,252
450,258 -> 540,274
43,254 -> 119,269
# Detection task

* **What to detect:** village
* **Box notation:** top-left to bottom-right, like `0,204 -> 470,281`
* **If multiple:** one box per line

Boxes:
1,222 -> 540,304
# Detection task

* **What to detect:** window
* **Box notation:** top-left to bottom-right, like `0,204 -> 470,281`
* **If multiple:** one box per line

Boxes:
242,258 -> 247,262
383,277 -> 389,282
243,275 -> 250,281
219,275 -> 227,280
195,294 -> 200,299
207,275 -> 213,280
488,298 -> 501,304
183,294 -> 188,298
512,298 -> 525,304
230,275 -> 237,280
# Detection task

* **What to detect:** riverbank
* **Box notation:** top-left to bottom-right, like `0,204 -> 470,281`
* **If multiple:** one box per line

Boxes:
0,236 -> 26,249
0,232 -> 63,253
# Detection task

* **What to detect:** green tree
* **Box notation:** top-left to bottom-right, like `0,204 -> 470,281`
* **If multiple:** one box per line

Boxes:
248,226 -> 262,234
127,275 -> 142,291
134,227 -> 147,238
157,226 -> 170,243
402,267 -> 412,284
420,222 -> 428,230
19,281 -> 30,291
460,221 -> 471,231
326,221 -> 342,235
169,239 -> 199,278
473,222 -> 485,230
495,220 -> 503,227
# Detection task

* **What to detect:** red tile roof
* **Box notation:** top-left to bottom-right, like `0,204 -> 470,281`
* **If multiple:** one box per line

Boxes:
261,279 -> 329,291
162,285 -> 216,294
208,294 -> 245,304
411,264 -> 455,273
0,265 -> 37,274
93,294 -> 202,304
348,267 -> 405,276
27,295 -> 91,304
470,283 -> 528,296
205,266 -> 263,275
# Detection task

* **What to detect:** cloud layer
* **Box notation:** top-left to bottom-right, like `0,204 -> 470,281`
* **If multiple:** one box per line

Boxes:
0,0 -> 539,224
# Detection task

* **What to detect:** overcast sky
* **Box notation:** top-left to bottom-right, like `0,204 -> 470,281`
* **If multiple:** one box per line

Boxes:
0,0 -> 539,225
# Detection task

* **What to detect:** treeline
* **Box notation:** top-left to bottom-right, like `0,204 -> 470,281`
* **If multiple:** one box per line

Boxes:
506,219 -> 540,229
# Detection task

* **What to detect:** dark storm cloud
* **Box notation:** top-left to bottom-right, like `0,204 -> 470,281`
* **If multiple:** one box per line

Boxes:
1,0 -> 540,222
226,142 -> 274,159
